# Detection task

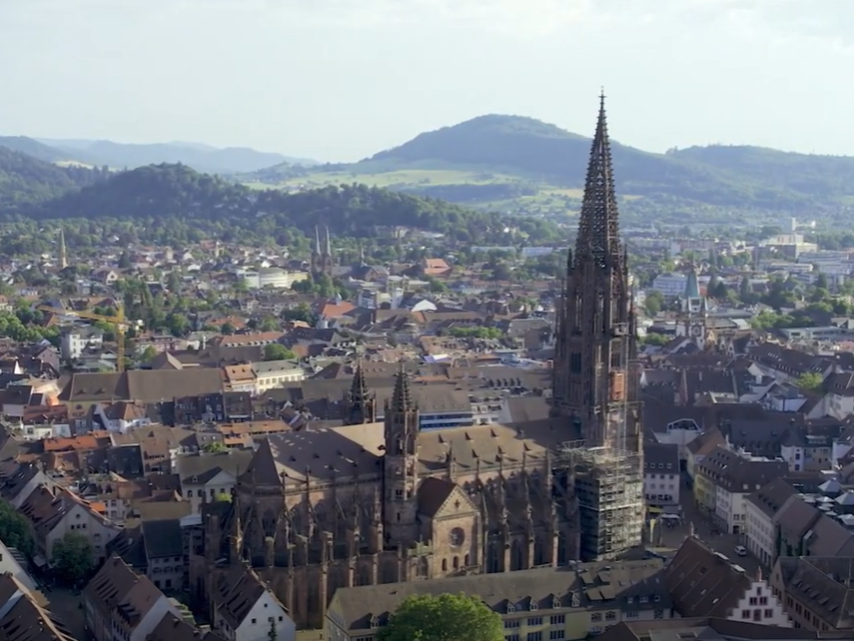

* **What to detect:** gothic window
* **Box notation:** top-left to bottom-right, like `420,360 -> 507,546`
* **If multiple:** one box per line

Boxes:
464,553 -> 470,566
442,558 -> 448,572
396,437 -> 404,455
570,353 -> 582,374
418,557 -> 428,577
487,543 -> 500,573
453,556 -> 459,569
511,539 -> 524,571
610,350 -> 621,368
262,510 -> 277,536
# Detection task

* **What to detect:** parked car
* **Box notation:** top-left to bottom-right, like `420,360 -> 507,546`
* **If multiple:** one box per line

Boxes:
735,545 -> 748,557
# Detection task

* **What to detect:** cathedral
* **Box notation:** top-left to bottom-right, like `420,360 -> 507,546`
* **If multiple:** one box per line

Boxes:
190,95 -> 644,629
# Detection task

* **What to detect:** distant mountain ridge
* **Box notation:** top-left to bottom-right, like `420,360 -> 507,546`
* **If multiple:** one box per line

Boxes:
0,136 -> 318,174
263,114 -> 854,218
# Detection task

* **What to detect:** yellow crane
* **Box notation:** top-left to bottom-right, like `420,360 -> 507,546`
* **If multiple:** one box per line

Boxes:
39,304 -> 129,373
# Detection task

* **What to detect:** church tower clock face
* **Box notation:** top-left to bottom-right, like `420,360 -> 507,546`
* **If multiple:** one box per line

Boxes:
691,324 -> 703,337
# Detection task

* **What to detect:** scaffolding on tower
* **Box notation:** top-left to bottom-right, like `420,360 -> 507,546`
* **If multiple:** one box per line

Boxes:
552,321 -> 644,562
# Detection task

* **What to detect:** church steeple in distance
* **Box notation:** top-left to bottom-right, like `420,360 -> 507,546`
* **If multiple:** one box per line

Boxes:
552,91 -> 640,454
345,360 -> 377,425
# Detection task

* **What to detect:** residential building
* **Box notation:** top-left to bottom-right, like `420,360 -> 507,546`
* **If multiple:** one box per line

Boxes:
0,462 -> 49,509
0,574 -> 78,641
325,560 -> 671,641
695,446 -> 788,534
61,326 -> 104,361
19,484 -> 122,563
663,537 -> 790,626
651,273 -> 688,299
251,360 -> 305,395
177,450 -> 254,513
84,555 -> 180,641
744,478 -> 798,568
643,442 -> 679,508
772,556 -> 854,631
598,617 -> 849,641
0,537 -> 37,591
222,365 -> 256,394
148,613 -> 227,641
212,565 -> 296,641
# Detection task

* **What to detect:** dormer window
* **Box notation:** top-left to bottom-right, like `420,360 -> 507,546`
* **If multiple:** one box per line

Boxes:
370,616 -> 379,629
507,603 -> 515,614
553,598 -> 561,610
530,601 -> 538,611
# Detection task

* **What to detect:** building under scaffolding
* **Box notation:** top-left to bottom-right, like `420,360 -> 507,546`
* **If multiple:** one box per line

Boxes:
555,443 -> 644,562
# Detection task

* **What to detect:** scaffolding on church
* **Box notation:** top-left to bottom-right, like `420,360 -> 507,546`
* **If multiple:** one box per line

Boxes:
554,444 -> 644,561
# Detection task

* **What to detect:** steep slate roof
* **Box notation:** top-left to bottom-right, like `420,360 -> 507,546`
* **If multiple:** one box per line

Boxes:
663,537 -> 756,618
0,575 -> 77,641
83,555 -> 166,628
177,450 -> 254,485
141,519 -> 184,559
697,446 -> 788,494
776,556 -> 854,629
148,613 -> 226,641
213,565 -> 280,630
61,369 -> 224,403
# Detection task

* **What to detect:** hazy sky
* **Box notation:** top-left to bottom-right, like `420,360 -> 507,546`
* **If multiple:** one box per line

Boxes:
2,0 -> 853,162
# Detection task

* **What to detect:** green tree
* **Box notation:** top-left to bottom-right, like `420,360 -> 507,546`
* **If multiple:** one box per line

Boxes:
118,251 -> 131,269
220,322 -> 236,335
797,372 -> 824,393
139,345 -> 158,364
644,290 -> 664,316
203,441 -> 227,453
378,593 -> 503,641
0,499 -> 34,556
264,343 -> 296,361
50,532 -> 94,586
268,619 -> 278,641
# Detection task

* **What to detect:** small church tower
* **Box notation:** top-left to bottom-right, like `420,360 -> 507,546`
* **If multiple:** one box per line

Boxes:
310,225 -> 334,279
678,265 -> 710,349
345,362 -> 377,424
383,362 -> 419,542
58,227 -> 68,270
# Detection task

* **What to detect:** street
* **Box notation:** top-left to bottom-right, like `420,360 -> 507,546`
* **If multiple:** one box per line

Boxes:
43,587 -> 89,641
649,482 -> 762,578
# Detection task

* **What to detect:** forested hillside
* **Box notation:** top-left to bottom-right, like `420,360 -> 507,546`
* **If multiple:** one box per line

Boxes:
0,147 -> 108,210
11,163 -> 556,246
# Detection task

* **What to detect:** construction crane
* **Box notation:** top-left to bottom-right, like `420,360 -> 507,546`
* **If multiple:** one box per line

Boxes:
39,304 -> 129,373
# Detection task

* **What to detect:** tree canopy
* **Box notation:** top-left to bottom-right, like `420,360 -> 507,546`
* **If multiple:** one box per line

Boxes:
264,343 -> 296,361
0,499 -> 34,556
377,593 -> 504,641
50,531 -> 95,586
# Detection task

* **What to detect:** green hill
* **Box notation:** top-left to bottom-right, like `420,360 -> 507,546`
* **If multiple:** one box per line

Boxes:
15,163 -> 556,246
246,115 -> 854,221
0,136 -> 81,163
0,147 -> 107,210
37,138 -> 319,174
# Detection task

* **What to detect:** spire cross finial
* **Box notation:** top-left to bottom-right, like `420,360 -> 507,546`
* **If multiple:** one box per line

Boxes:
599,87 -> 606,106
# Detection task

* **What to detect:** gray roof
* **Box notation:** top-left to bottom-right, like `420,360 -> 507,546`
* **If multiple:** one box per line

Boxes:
177,450 -> 254,485
61,369 -> 224,403
142,519 -> 184,559
697,446 -> 788,494
329,559 -> 667,632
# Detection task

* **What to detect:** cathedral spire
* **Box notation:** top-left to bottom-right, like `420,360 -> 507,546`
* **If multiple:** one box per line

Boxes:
324,225 -> 332,257
351,360 -> 368,401
315,225 -> 322,255
390,361 -> 413,413
575,90 -> 621,269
